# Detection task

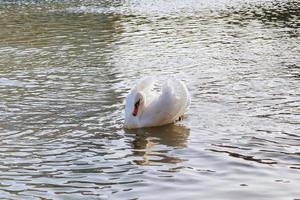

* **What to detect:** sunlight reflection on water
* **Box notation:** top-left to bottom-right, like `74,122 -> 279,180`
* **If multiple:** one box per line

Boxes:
0,0 -> 299,199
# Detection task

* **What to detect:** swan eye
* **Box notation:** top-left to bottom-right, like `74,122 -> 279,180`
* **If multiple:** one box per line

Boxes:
135,99 -> 140,107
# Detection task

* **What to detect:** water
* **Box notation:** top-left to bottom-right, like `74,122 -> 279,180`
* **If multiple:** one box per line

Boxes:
0,0 -> 299,199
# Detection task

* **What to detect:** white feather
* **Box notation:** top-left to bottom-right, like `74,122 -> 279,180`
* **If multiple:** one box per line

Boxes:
124,77 -> 190,129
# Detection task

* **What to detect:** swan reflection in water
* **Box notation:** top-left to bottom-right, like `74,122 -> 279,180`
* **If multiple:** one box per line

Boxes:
124,124 -> 190,165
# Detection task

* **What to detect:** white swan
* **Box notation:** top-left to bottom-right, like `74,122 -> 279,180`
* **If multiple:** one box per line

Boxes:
124,77 -> 190,129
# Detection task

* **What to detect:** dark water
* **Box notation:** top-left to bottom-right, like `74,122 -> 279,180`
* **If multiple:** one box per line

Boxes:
0,0 -> 300,199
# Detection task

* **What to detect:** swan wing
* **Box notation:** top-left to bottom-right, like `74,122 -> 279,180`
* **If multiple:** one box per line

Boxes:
135,76 -> 155,92
158,78 -> 190,123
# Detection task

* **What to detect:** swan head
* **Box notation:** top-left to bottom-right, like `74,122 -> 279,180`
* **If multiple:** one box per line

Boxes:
126,91 -> 145,117
124,90 -> 146,129
131,91 -> 145,117
124,77 -> 155,129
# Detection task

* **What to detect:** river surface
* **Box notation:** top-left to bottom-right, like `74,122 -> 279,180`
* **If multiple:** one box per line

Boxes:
0,0 -> 300,199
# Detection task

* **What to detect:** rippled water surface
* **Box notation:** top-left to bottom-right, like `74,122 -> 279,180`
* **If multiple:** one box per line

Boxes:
0,0 -> 300,199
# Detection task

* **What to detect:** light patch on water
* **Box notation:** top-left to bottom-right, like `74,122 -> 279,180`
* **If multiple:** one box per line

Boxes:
0,0 -> 299,199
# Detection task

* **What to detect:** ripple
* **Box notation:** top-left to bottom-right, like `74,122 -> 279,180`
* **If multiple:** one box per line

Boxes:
0,0 -> 300,199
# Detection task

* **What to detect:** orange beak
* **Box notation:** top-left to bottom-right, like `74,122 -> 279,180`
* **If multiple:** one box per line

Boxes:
132,106 -> 139,116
